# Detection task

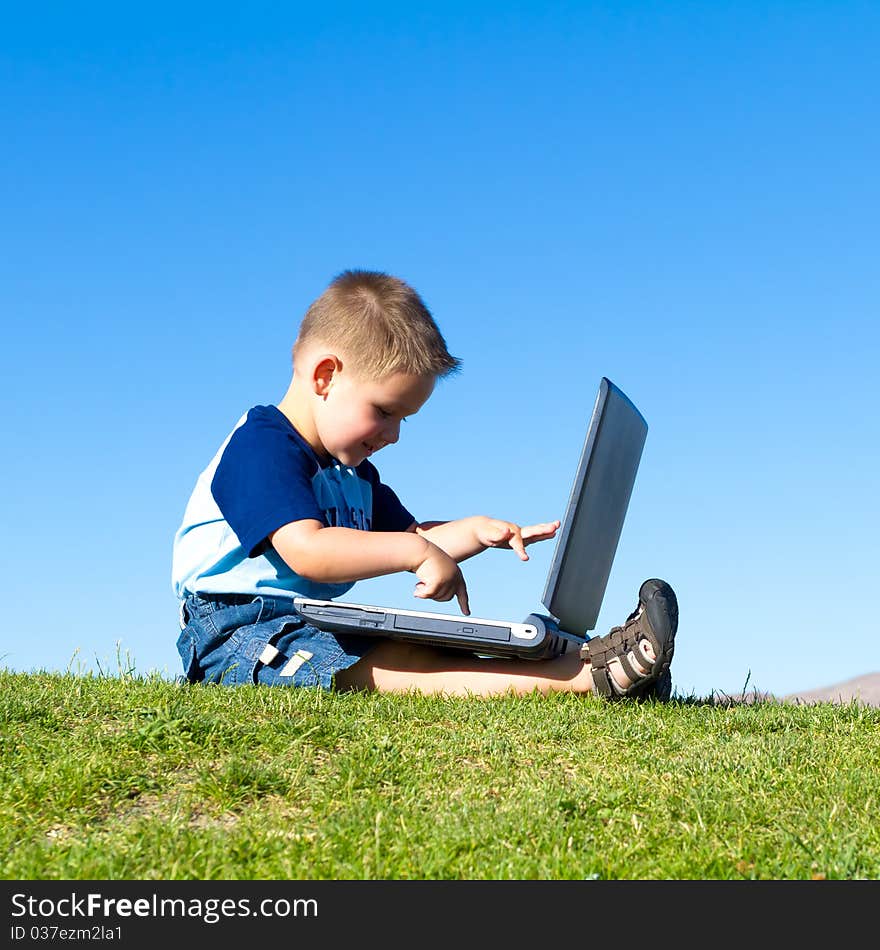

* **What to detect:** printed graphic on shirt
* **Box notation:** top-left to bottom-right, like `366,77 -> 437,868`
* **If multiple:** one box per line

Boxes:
312,464 -> 373,530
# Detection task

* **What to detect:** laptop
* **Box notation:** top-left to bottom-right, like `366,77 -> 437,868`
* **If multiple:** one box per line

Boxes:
294,377 -> 648,660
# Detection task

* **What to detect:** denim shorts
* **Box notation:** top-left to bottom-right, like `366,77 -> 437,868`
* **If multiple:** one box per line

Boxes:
176,592 -> 378,690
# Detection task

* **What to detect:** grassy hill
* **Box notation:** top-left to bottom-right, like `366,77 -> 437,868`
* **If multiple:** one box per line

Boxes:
3,670 -> 879,880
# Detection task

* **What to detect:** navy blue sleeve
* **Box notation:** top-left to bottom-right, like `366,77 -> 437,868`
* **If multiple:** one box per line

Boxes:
211,409 -> 323,556
357,460 -> 416,532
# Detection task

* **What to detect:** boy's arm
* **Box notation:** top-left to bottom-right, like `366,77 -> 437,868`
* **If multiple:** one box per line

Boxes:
270,520 -> 471,614
413,516 -> 560,563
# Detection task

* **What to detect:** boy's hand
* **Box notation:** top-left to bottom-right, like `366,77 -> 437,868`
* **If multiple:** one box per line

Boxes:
413,543 -> 470,616
475,518 -> 561,561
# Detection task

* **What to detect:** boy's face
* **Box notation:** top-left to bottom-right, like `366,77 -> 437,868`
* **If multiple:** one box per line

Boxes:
316,367 -> 436,467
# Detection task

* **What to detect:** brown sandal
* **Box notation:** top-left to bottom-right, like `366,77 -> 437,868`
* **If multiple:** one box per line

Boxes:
581,579 -> 678,699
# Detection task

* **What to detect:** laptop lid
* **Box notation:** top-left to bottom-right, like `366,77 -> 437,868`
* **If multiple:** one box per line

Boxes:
541,377 -> 648,635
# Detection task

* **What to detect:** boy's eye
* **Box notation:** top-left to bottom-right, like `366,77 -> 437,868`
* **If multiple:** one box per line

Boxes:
376,407 -> 407,422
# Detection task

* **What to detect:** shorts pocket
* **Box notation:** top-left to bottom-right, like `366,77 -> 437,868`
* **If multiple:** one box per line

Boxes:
201,599 -> 263,637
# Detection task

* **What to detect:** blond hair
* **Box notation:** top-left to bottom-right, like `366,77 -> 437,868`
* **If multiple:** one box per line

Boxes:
293,270 -> 461,380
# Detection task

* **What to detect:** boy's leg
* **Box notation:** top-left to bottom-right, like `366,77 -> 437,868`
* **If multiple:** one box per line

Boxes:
334,640 -> 596,696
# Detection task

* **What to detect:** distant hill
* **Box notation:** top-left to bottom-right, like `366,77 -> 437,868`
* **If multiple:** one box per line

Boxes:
708,672 -> 880,707
782,672 -> 880,707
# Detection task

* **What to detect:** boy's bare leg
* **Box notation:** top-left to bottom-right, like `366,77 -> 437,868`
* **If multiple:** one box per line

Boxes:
334,640 -> 656,697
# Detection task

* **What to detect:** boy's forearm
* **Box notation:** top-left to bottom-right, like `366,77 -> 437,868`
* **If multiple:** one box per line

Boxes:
274,525 -> 432,584
415,516 -> 487,562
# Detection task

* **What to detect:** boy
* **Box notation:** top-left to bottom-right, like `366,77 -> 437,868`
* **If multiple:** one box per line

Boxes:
172,270 -> 677,699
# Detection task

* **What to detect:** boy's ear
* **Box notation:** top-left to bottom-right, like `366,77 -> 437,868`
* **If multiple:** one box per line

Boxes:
313,355 -> 342,397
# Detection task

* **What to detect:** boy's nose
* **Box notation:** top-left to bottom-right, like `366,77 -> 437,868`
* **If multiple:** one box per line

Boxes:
384,422 -> 401,445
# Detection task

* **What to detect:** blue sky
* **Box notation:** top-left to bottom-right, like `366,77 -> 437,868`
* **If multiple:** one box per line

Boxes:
2,2 -> 878,699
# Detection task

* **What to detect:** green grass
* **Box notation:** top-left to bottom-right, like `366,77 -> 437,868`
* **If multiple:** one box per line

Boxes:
2,669 -> 879,880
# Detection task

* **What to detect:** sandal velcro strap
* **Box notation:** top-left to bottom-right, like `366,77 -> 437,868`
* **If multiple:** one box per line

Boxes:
589,665 -> 616,698
616,652 -> 646,684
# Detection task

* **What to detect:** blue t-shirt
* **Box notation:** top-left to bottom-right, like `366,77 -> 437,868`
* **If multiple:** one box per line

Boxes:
171,405 -> 415,601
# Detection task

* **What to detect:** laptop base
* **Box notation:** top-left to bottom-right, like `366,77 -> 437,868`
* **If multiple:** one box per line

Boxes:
294,598 -> 582,661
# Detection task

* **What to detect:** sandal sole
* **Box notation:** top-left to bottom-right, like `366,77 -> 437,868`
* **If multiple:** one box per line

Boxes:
639,578 -> 678,678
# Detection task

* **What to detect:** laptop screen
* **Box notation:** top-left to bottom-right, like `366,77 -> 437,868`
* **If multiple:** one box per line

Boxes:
541,377 -> 648,635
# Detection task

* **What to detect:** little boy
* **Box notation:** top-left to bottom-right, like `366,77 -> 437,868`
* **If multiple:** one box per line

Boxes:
172,270 -> 677,698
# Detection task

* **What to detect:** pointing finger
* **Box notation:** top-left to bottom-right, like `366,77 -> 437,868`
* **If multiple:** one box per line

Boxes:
457,579 -> 470,616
